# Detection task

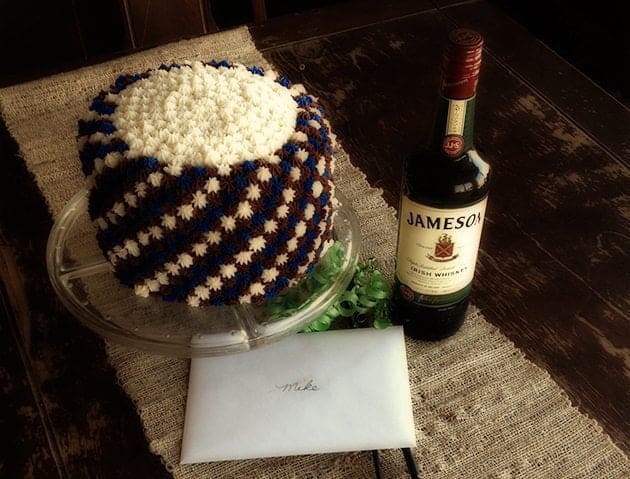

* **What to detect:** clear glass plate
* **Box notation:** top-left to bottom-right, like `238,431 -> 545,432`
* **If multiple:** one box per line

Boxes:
46,189 -> 360,357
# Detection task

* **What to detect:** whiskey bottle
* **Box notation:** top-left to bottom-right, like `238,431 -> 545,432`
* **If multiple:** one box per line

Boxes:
392,28 -> 490,340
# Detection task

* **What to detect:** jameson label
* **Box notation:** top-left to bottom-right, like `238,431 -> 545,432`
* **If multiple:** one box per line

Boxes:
396,196 -> 487,303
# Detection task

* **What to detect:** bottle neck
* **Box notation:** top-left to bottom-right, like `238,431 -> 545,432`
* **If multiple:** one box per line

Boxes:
431,94 -> 476,159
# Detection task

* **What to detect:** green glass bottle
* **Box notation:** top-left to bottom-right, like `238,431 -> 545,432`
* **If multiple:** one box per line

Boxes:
392,28 -> 491,340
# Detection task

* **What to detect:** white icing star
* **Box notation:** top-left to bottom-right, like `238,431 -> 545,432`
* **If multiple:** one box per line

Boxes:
124,239 -> 140,257
296,149 -> 309,162
312,181 -> 323,198
178,253 -> 194,268
149,226 -> 163,239
234,251 -> 253,265
135,182 -> 147,197
135,284 -> 150,297
220,263 -> 237,278
191,190 -> 207,209
249,282 -> 265,296
261,268 -> 279,283
295,221 -> 307,238
165,262 -> 180,275
206,276 -> 223,291
192,242 -> 207,257
148,172 -> 163,187
177,204 -> 194,220
206,230 -> 221,244
264,219 -> 277,234
194,285 -> 210,300
236,201 -> 253,219
291,131 -> 308,142
249,235 -> 266,252
161,214 -> 177,230
277,204 -> 289,219
257,166 -> 272,182
124,193 -> 138,208
205,177 -> 220,194
246,184 -> 261,200
282,188 -> 295,204
220,215 -> 236,232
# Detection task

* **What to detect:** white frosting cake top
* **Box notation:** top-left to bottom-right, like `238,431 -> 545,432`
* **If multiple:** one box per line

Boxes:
110,62 -> 298,168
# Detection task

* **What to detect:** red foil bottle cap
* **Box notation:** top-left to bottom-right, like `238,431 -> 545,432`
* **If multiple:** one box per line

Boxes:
442,28 -> 484,99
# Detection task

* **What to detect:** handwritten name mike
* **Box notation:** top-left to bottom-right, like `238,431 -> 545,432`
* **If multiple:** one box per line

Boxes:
275,379 -> 320,392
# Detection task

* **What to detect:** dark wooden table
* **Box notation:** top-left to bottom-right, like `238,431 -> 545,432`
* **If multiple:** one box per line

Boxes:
1,0 -> 628,476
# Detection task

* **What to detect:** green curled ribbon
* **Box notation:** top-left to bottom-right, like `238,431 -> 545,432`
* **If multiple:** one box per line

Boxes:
266,241 -> 392,332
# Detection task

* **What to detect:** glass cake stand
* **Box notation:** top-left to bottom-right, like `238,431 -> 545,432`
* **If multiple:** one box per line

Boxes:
47,189 -> 360,357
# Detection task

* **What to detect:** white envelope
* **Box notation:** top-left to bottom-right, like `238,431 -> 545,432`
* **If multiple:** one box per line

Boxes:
180,326 -> 416,463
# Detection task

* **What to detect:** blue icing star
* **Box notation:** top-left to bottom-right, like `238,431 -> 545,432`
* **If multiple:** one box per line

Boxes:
162,293 -> 177,302
263,244 -> 278,257
251,213 -> 265,227
277,230 -> 289,243
224,287 -> 238,301
296,95 -> 313,107
235,273 -> 252,288
237,229 -> 252,242
220,243 -> 237,256
304,156 -> 317,172
98,122 -> 117,134
175,232 -> 191,245
192,166 -> 207,179
251,263 -> 264,276
303,177 -> 314,192
143,157 -> 159,169
296,118 -> 310,127
248,66 -> 265,76
233,173 -> 248,190
263,197 -> 277,213
283,142 -> 299,154
270,176 -> 284,195
90,98 -> 115,115
220,190 -> 237,206
279,161 -> 292,174
177,173 -> 194,190
207,256 -> 220,269
276,277 -> 289,289
204,205 -> 224,221
242,160 -> 258,172
115,142 -> 129,153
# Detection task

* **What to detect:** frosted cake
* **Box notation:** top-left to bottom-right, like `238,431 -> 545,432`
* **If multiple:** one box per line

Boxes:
78,60 -> 336,306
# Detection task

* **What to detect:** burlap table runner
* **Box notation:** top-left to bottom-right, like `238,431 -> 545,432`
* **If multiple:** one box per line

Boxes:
1,27 -> 628,478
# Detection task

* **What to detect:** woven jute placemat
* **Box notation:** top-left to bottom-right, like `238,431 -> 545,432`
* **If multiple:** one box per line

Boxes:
1,27 -> 628,478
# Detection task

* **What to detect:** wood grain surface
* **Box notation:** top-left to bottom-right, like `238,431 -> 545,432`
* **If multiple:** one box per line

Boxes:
252,0 -> 630,452
0,127 -> 171,478
0,0 -> 628,476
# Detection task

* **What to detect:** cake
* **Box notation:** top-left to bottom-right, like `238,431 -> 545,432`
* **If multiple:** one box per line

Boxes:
78,60 -> 336,306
